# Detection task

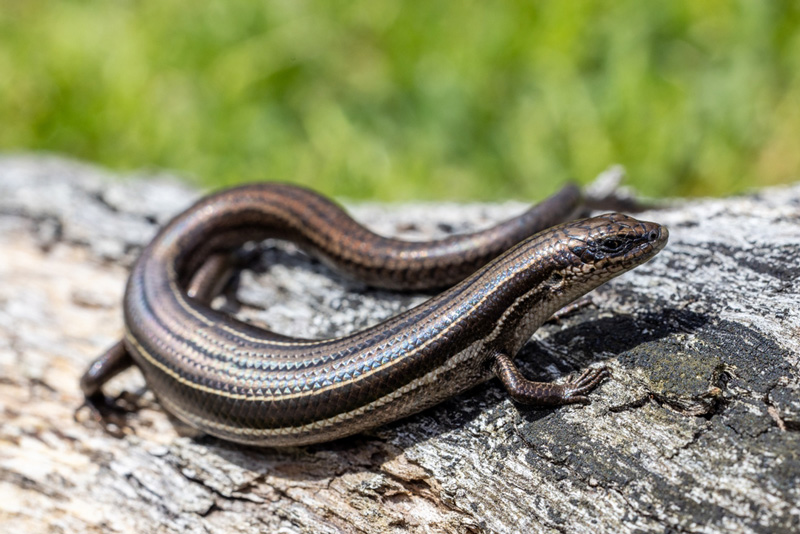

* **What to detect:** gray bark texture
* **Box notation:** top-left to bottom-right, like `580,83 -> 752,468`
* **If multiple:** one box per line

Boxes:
0,155 -> 798,534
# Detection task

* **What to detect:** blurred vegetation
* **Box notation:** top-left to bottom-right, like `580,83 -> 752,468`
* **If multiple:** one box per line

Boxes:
1,1 -> 799,201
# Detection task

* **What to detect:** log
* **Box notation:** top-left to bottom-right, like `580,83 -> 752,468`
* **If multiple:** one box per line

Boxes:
0,155 -> 798,533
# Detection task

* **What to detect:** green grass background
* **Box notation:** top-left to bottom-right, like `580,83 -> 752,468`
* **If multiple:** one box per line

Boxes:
1,1 -> 799,200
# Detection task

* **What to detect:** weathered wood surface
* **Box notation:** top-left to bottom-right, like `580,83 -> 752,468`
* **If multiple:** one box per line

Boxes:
0,155 -> 798,534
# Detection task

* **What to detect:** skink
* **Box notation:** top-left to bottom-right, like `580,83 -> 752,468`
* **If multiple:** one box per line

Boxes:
80,183 -> 667,446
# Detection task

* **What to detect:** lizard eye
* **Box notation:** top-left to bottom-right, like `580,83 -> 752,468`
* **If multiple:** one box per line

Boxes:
598,237 -> 627,254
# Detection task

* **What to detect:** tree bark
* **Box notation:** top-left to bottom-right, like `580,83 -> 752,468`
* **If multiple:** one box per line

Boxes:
0,155 -> 798,533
